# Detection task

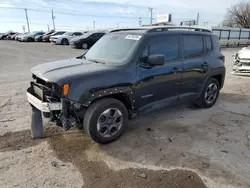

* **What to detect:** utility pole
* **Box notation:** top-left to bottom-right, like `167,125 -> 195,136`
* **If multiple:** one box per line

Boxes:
117,22 -> 123,28
139,17 -> 142,27
148,7 -> 153,25
52,9 -> 56,31
24,9 -> 30,32
93,21 -> 95,30
196,13 -> 200,25
22,26 -> 25,33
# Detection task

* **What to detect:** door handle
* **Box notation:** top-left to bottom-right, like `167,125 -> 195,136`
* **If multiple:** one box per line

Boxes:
202,62 -> 208,67
172,67 -> 182,74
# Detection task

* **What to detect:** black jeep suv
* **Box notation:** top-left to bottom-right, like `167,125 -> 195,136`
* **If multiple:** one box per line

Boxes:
27,27 -> 226,144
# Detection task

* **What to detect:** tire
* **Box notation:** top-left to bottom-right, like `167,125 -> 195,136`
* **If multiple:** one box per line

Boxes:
82,43 -> 88,49
84,98 -> 128,144
27,37 -> 33,42
61,38 -> 69,45
195,77 -> 220,108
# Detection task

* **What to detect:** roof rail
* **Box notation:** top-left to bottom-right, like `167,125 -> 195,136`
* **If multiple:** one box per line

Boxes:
108,28 -> 147,33
147,26 -> 212,33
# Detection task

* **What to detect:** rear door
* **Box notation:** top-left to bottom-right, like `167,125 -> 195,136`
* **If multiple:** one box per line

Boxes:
180,35 -> 208,99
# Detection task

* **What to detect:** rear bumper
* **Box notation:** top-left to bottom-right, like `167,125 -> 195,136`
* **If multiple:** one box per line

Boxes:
26,92 -> 62,112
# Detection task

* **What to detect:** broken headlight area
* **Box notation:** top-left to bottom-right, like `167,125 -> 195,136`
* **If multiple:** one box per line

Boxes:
30,75 -> 62,103
232,59 -> 250,75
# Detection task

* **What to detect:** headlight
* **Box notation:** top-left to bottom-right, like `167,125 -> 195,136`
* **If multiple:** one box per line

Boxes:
63,84 -> 69,96
235,53 -> 239,60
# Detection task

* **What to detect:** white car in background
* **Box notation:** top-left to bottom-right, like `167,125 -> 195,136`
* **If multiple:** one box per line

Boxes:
232,46 -> 250,76
50,32 -> 84,45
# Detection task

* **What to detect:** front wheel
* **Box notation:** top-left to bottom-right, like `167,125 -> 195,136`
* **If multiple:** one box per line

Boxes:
61,38 -> 69,45
27,37 -> 33,42
84,98 -> 128,144
195,77 -> 220,108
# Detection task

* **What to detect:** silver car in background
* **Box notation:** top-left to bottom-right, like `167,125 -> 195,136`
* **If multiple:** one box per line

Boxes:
232,46 -> 250,76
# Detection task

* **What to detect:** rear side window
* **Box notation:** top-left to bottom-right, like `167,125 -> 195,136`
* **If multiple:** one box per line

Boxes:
183,35 -> 203,59
73,32 -> 83,36
149,35 -> 180,61
205,36 -> 212,51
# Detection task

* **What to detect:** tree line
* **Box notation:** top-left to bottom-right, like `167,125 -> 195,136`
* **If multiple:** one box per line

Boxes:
222,1 -> 250,28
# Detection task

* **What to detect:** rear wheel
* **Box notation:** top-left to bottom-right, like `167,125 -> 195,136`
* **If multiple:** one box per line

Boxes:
195,77 -> 220,108
84,98 -> 128,144
61,38 -> 69,45
82,43 -> 88,49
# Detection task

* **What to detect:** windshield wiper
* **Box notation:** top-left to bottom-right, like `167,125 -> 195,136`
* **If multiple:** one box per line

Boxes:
88,59 -> 105,64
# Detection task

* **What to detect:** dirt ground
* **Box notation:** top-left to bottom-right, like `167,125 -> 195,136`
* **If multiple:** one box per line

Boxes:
0,41 -> 250,188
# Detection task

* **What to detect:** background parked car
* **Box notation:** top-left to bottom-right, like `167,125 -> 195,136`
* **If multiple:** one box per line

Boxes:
35,30 -> 54,42
50,31 -> 84,45
15,33 -> 28,41
42,31 -> 66,42
11,33 -> 19,40
70,31 -> 105,49
6,32 -> 17,40
1,32 -> 16,40
20,31 -> 45,42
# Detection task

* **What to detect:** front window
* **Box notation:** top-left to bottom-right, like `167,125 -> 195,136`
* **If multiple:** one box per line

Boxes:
85,33 -> 140,64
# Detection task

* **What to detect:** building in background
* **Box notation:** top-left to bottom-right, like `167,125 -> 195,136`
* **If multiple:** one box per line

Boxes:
142,14 -> 173,27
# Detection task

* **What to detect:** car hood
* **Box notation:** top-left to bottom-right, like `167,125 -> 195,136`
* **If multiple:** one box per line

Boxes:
239,48 -> 250,59
31,58 -> 115,85
42,35 -> 50,38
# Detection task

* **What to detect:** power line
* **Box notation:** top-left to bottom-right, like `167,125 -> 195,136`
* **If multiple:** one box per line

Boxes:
0,6 -> 151,20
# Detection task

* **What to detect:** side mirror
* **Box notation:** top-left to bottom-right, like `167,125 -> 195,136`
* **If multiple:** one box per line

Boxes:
147,54 -> 165,66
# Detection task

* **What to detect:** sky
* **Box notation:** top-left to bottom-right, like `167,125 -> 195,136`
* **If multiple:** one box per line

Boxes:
0,0 -> 245,33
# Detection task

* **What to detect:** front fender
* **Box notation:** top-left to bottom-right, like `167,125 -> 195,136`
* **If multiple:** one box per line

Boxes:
78,86 -> 134,107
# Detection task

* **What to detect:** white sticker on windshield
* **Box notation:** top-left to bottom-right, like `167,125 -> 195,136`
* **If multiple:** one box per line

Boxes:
125,35 -> 142,40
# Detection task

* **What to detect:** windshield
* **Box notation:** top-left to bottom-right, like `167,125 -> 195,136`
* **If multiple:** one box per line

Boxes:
80,32 -> 91,38
63,32 -> 72,36
85,33 -> 140,64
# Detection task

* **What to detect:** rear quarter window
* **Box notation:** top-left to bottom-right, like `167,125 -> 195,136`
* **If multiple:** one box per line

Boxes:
183,35 -> 203,59
205,36 -> 212,52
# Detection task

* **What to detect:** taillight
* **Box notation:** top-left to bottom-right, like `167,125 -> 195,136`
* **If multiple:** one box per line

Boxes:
219,55 -> 225,63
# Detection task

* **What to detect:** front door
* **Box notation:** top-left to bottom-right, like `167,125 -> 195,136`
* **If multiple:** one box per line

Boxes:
134,34 -> 183,109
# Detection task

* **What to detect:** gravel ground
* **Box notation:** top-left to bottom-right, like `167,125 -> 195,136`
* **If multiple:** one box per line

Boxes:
0,41 -> 250,188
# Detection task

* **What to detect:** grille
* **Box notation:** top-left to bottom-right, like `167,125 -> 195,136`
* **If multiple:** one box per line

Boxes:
31,76 -> 61,102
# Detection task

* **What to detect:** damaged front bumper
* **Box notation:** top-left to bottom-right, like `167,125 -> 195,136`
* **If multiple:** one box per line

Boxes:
27,82 -> 78,131
27,92 -> 62,112
231,61 -> 250,76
